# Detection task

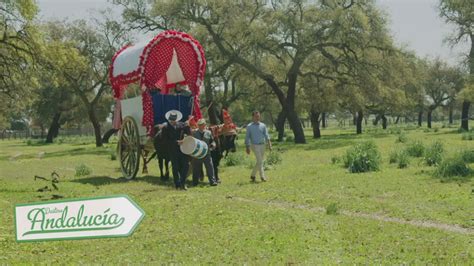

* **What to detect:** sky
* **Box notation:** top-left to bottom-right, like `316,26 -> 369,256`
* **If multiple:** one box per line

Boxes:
35,0 -> 470,65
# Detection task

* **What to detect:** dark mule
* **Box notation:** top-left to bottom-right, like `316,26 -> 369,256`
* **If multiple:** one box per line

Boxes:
209,126 -> 237,182
153,127 -> 172,180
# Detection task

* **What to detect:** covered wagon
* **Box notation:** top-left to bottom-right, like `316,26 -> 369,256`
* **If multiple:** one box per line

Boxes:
109,30 -> 206,179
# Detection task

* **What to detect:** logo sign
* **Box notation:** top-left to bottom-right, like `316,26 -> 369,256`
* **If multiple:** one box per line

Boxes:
14,195 -> 145,242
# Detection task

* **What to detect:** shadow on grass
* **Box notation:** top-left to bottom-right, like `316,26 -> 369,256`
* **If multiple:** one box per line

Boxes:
45,148 -> 110,158
304,140 -> 354,151
71,174 -> 177,189
71,176 -> 128,186
0,147 -> 111,161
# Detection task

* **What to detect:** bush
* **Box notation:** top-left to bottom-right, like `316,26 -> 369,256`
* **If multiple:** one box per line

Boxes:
265,151 -> 282,166
224,152 -> 249,167
424,141 -> 444,166
395,132 -> 408,143
389,150 -> 409,168
461,132 -> 473,140
110,152 -> 117,161
343,141 -> 381,173
405,141 -> 425,157
435,156 -> 472,180
397,151 -> 409,169
389,128 -> 402,135
75,164 -> 92,177
389,150 -> 398,164
460,150 -> 474,163
331,156 -> 341,164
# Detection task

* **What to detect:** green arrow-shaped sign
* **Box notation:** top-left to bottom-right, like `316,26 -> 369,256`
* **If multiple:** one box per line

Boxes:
15,195 -> 145,242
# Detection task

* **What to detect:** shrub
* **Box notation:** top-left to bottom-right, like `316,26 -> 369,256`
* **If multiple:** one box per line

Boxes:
389,150 -> 409,168
461,132 -> 473,140
435,156 -> 471,180
110,152 -> 117,161
389,128 -> 402,135
397,151 -> 409,169
424,141 -> 444,166
395,132 -> 408,143
331,156 -> 341,164
389,150 -> 398,164
265,151 -> 282,166
460,150 -> 474,163
224,152 -> 249,167
343,141 -> 381,173
405,141 -> 425,157
75,164 -> 92,177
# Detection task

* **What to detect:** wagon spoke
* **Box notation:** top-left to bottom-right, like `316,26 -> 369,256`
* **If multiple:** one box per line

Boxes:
124,122 -> 131,137
121,149 -> 130,163
121,133 -> 129,145
125,152 -> 132,173
130,151 -> 136,170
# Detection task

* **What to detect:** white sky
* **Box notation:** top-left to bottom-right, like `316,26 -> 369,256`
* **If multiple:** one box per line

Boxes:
36,0 -> 470,65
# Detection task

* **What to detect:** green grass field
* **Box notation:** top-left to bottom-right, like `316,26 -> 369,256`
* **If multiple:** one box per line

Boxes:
0,124 -> 473,264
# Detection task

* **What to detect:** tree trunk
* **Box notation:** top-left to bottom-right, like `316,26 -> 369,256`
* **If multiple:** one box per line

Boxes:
283,71 -> 305,144
88,108 -> 103,147
276,110 -> 286,142
102,128 -> 118,143
427,109 -> 433,129
373,114 -> 381,126
356,110 -> 363,134
286,108 -> 305,143
381,115 -> 387,129
461,100 -> 470,131
310,111 -> 321,139
322,112 -> 327,128
461,34 -> 474,131
395,116 -> 400,124
448,105 -> 454,124
46,112 -> 61,143
418,111 -> 423,127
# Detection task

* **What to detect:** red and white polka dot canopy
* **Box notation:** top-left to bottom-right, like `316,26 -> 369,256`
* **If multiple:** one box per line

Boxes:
109,30 -> 206,130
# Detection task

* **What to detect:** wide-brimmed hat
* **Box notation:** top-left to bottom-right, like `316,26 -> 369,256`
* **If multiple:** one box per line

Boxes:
165,110 -> 183,122
197,118 -> 206,125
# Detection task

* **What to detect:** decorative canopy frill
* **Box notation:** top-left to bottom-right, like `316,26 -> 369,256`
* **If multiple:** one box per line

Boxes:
109,30 -> 206,131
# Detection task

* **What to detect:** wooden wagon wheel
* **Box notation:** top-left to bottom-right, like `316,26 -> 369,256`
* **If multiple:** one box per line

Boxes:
118,116 -> 141,179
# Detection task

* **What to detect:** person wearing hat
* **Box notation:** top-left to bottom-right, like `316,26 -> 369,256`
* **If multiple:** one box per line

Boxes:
158,110 -> 192,190
191,118 -> 218,186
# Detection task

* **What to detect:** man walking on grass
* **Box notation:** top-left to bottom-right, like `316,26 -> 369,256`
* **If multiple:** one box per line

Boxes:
192,118 -> 218,187
245,111 -> 272,182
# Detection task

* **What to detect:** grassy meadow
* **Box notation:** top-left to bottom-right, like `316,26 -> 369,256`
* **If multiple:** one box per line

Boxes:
0,123 -> 473,264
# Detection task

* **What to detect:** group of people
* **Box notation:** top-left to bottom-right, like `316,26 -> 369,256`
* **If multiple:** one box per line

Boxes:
157,110 -> 272,191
